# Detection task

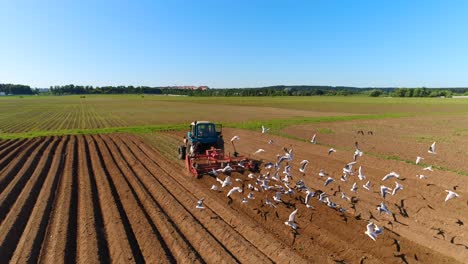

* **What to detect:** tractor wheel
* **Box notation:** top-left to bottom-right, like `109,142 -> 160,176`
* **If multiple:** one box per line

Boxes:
178,145 -> 186,160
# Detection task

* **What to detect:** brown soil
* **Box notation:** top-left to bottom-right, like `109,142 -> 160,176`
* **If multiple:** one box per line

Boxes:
0,132 -> 465,263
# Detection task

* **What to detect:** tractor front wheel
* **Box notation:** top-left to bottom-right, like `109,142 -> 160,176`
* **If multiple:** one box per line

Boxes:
178,145 -> 186,160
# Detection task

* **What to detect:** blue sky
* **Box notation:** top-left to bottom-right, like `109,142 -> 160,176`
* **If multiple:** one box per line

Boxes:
1,0 -> 467,88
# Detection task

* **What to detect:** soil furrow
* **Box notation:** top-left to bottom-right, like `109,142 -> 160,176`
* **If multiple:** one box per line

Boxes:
93,135 -> 173,263
85,135 -> 137,263
118,135 -> 275,263
0,139 -> 29,166
10,136 -> 67,263
126,135 -> 309,264
0,138 -> 41,186
0,137 -> 59,261
39,136 -> 78,263
112,135 -> 240,263
101,134 -> 204,263
0,137 -> 51,223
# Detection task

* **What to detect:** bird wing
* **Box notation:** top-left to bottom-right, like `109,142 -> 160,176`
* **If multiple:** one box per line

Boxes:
288,209 -> 298,222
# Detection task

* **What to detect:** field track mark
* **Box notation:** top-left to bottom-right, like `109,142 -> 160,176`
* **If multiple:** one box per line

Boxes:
117,135 -> 276,263
10,136 -> 67,263
94,135 -> 173,263
111,135 -> 240,263
100,135 -> 203,263
86,135 -> 138,263
0,137 -> 59,261
81,135 -> 110,263
40,136 -> 78,263
128,135 -> 309,264
0,137 -> 51,223
0,139 -> 19,153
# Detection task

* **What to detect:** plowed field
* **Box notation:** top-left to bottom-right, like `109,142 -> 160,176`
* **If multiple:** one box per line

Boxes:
0,133 -> 466,263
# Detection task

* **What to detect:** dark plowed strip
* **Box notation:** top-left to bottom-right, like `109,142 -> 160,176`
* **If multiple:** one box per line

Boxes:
93,135 -> 172,263
10,137 -> 67,263
0,137 -> 59,262
111,135 -> 240,263
125,135 -> 309,264
0,137 -> 52,224
0,138 -> 42,192
85,135 -> 136,263
40,136 -> 78,262
76,135 -> 102,264
101,135 -> 203,263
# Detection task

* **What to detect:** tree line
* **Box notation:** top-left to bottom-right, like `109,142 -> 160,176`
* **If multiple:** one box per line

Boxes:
2,83 -> 468,97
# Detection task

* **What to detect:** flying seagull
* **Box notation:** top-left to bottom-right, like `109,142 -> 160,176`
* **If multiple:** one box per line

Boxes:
310,134 -> 317,144
428,142 -> 436,154
227,186 -> 242,197
416,156 -> 424,165
324,177 -> 334,187
363,181 -> 371,191
423,165 -> 433,171
380,185 -> 392,199
261,125 -> 270,134
268,139 -> 274,144
392,182 -> 403,196
305,190 -> 315,208
284,209 -> 298,230
210,185 -> 219,191
358,166 -> 366,181
230,135 -> 240,142
351,182 -> 358,193
299,160 -> 309,173
365,222 -> 377,241
196,198 -> 205,209
445,190 -> 459,202
253,149 -> 266,155
377,202 -> 391,215
382,172 -> 400,181
328,148 -> 336,155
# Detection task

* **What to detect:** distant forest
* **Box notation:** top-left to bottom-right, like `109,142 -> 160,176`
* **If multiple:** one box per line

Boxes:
2,83 -> 468,97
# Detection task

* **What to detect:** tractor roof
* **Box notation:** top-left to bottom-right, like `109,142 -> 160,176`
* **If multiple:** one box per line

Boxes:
191,121 -> 212,125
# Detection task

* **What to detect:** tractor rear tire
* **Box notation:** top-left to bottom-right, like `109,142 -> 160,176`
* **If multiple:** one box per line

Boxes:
178,145 -> 186,160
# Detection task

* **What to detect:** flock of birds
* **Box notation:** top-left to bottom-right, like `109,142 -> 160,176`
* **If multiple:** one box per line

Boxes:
195,126 -> 461,243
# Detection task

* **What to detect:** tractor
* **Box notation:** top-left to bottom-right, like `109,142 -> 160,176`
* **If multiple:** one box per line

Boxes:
178,121 -> 257,177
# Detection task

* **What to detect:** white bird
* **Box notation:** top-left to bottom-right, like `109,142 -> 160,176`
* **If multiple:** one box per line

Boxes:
253,149 -> 266,155
324,177 -> 334,186
273,192 -> 283,202
261,125 -> 270,134
230,135 -> 240,142
318,192 -> 327,203
242,198 -> 248,203
210,185 -> 219,191
247,192 -> 255,199
365,222 -> 377,241
299,160 -> 309,173
380,185 -> 392,199
428,141 -> 436,154
310,134 -> 317,144
265,198 -> 277,208
340,174 -> 348,182
392,182 -> 403,196
377,202 -> 390,215
358,166 -> 366,181
248,173 -> 256,179
217,164 -> 233,173
351,182 -> 358,193
268,139 -> 274,144
328,148 -> 336,155
353,149 -> 363,161
209,168 -> 219,177
221,176 -> 232,188
423,165 -> 433,171
374,223 -> 383,236
284,209 -> 298,230
416,174 -> 428,179
382,172 -> 399,181
196,198 -> 205,209
305,190 -> 315,208
445,190 -> 459,202
341,192 -> 351,201
363,181 -> 371,191
318,169 -> 327,177
227,186 -> 242,197
416,156 -> 424,164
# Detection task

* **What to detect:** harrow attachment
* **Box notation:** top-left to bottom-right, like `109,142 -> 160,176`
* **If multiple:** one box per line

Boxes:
186,148 -> 256,177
